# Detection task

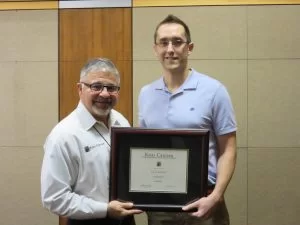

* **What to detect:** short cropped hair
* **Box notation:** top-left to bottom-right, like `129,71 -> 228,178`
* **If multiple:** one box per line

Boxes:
154,14 -> 191,43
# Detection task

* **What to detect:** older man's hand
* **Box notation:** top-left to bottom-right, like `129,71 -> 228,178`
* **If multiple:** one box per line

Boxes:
107,200 -> 143,219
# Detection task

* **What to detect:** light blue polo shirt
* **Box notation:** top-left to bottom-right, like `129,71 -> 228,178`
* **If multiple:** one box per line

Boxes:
138,69 -> 237,185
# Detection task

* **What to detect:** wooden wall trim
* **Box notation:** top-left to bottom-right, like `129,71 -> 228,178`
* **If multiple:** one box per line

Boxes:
0,1 -> 57,10
59,8 -> 133,124
133,0 -> 300,7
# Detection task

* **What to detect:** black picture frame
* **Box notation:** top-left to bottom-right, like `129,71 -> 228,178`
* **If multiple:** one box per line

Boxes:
110,127 -> 209,212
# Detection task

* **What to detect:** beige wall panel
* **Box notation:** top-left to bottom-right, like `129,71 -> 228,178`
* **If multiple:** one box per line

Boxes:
0,11 -> 19,59
132,8 -> 156,60
133,6 -> 247,60
0,62 -> 58,146
0,62 -> 16,143
0,10 -> 58,61
0,147 -> 57,225
132,60 -> 163,126
248,60 -> 300,147
191,60 -> 247,148
225,148 -> 247,225
248,5 -> 300,59
248,148 -> 300,225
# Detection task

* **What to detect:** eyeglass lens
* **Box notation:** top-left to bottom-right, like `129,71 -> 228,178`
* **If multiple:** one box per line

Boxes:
83,82 -> 119,93
157,38 -> 187,47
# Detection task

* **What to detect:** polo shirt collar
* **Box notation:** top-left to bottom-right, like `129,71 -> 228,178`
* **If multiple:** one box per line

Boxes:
154,68 -> 198,92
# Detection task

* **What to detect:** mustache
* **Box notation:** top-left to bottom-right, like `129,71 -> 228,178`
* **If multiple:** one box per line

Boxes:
93,97 -> 112,103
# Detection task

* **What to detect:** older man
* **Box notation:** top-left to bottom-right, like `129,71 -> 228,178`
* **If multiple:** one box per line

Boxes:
41,58 -> 142,225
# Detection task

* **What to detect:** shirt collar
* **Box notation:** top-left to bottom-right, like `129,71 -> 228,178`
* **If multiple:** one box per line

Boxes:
109,111 -> 122,127
76,101 -> 122,130
153,68 -> 198,92
76,101 -> 97,131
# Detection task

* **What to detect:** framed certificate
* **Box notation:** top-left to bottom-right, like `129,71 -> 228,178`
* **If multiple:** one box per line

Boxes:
110,127 -> 209,212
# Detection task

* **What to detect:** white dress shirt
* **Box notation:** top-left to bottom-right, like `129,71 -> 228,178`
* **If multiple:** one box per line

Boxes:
41,101 -> 130,219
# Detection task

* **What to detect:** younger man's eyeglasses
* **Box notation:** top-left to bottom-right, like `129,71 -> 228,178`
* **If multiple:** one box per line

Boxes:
155,39 -> 188,48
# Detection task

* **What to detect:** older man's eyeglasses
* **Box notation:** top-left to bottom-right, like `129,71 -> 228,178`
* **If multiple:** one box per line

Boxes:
155,39 -> 188,48
81,82 -> 120,94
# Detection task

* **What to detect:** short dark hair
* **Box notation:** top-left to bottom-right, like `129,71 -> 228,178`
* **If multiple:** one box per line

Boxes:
154,14 -> 191,44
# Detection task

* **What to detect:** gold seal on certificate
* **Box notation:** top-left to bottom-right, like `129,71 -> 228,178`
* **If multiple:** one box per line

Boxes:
110,127 -> 209,212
